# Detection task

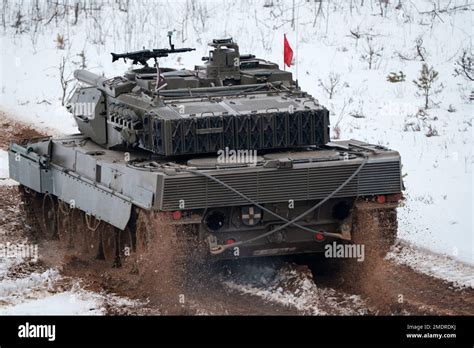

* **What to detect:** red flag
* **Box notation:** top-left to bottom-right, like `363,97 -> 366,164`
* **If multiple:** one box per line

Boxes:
283,34 -> 293,68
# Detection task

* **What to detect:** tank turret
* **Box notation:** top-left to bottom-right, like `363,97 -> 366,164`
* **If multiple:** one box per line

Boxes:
67,37 -> 330,156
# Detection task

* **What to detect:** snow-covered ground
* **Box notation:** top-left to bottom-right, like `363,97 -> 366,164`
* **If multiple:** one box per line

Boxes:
0,150 -> 16,186
0,254 -> 143,315
387,241 -> 474,288
0,0 -> 472,309
0,260 -> 100,315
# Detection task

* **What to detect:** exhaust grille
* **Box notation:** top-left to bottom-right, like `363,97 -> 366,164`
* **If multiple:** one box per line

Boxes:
160,159 -> 401,210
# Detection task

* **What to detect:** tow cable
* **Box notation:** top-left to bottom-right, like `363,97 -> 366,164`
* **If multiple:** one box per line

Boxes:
181,156 -> 368,255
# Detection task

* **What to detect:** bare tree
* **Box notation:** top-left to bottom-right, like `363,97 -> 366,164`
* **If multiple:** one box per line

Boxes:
312,0 -> 323,27
454,49 -> 473,82
291,0 -> 295,30
12,7 -> 26,34
59,57 -> 74,106
73,1 -> 79,25
397,36 -> 428,62
378,0 -> 389,17
360,37 -> 383,69
76,50 -> 86,69
318,72 -> 341,99
414,36 -> 427,61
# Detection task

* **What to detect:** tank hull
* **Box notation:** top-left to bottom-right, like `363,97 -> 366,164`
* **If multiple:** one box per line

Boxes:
9,136 -> 402,260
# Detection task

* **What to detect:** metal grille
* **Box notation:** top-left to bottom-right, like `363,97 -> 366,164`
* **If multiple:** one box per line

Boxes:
160,159 -> 401,210
152,109 -> 330,156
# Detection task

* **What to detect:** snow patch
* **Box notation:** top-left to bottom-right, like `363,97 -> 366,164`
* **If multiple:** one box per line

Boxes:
0,252 -> 143,315
0,290 -> 103,315
0,150 -> 16,186
387,241 -> 474,289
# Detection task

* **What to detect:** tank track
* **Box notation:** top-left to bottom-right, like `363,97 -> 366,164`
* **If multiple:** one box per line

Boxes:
19,185 -> 204,310
19,186 -> 48,240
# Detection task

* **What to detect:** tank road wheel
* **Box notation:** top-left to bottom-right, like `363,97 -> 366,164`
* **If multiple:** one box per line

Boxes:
83,213 -> 102,259
68,209 -> 98,258
101,224 -> 118,265
18,185 -> 44,239
118,227 -> 133,260
57,200 -> 73,249
135,213 -> 149,256
42,193 -> 57,239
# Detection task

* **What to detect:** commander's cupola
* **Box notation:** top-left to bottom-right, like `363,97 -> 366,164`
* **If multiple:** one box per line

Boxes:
204,38 -> 241,86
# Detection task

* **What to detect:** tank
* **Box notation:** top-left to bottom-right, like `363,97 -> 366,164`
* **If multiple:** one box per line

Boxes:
8,35 -> 403,295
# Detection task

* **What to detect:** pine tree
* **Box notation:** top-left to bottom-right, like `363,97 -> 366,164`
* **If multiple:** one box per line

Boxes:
413,63 -> 440,109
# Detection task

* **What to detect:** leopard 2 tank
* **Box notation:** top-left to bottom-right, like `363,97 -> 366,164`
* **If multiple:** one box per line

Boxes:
8,35 -> 403,290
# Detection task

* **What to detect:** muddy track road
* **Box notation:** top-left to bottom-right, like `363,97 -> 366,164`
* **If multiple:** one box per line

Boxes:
1,111 -> 473,316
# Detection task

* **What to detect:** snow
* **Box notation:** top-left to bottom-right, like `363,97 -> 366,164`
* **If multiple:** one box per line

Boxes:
0,150 -> 17,186
0,291 -> 103,315
0,257 -> 143,315
0,235 -> 141,315
0,260 -> 101,315
0,0 -> 472,288
387,241 -> 474,289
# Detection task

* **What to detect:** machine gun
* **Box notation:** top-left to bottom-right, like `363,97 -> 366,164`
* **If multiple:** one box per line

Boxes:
111,47 -> 195,66
111,31 -> 195,66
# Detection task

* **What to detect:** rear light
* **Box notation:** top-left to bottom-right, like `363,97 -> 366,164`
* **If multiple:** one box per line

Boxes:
226,239 -> 235,245
314,232 -> 325,242
376,195 -> 386,204
172,210 -> 182,220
